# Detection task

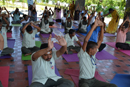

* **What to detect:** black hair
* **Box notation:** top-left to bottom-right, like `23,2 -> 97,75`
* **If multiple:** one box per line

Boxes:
64,13 -> 66,16
0,19 -> 2,23
81,13 -> 84,16
109,8 -> 114,12
23,14 -> 27,19
86,41 -> 98,51
83,16 -> 86,20
67,10 -> 69,13
32,10 -> 36,13
69,29 -> 75,34
91,23 -> 94,27
26,25 -> 32,32
67,17 -> 71,19
40,43 -> 48,49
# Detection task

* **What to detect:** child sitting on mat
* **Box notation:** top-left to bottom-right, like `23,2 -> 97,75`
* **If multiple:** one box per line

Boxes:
0,19 -> 14,56
64,17 -> 73,34
39,14 -> 53,34
78,17 -> 117,87
61,13 -> 67,26
64,29 -> 82,54
30,35 -> 74,87
78,16 -> 88,33
21,22 -> 41,56
116,17 -> 130,50
48,8 -> 54,26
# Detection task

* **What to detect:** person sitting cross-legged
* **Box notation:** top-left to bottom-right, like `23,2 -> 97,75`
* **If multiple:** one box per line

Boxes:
64,17 -> 73,34
29,35 -> 74,87
116,17 -> 130,50
64,29 -> 82,54
0,18 -> 14,56
21,22 -> 41,56
78,17 -> 117,87
40,14 -> 53,34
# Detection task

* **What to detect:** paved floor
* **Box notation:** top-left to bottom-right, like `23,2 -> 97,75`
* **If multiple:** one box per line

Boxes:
0,20 -> 130,87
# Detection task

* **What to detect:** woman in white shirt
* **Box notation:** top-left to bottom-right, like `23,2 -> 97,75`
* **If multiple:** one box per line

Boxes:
78,16 -> 88,33
61,13 -> 67,26
64,29 -> 82,54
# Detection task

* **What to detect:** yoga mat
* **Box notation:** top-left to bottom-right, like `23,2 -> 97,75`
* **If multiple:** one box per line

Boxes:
64,69 -> 106,87
96,50 -> 118,60
41,33 -> 55,38
11,24 -> 22,27
28,65 -> 60,86
22,41 -> 41,60
0,39 -> 15,59
0,66 -> 9,87
110,74 -> 130,87
106,42 -> 130,56
49,25 -> 57,28
7,32 -> 12,38
54,43 -> 61,50
104,33 -> 116,37
62,54 -> 79,62
80,33 -> 87,36
126,41 -> 130,44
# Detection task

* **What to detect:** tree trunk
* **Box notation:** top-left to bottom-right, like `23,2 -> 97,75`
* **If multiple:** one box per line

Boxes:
75,0 -> 85,11
125,0 -> 130,41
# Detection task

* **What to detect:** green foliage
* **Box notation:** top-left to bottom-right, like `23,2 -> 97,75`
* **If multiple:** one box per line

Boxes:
12,0 -> 16,4
2,0 -> 5,5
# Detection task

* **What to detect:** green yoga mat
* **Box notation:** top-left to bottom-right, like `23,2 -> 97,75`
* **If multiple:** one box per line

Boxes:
11,24 -> 22,27
22,41 -> 41,60
126,41 -> 130,44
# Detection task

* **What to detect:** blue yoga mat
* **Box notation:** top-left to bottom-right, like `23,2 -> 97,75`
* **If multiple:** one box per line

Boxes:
21,33 -> 39,38
110,74 -> 130,87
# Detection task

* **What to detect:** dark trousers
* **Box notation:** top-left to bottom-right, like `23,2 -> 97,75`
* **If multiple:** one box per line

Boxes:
79,78 -> 117,87
56,19 -> 61,22
40,29 -> 53,34
0,81 -> 3,87
67,46 -> 81,54
29,78 -> 74,87
116,42 -> 130,50
49,22 -> 54,26
99,43 -> 106,52
21,46 -> 40,54
1,47 -> 14,56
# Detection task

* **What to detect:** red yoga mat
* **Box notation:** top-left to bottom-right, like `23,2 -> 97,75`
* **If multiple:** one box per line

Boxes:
0,66 -> 9,87
64,69 -> 106,87
106,42 -> 130,56
7,32 -> 12,38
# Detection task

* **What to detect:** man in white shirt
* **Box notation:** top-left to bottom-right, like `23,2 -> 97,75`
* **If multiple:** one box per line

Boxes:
0,18 -> 14,56
40,15 -> 53,34
64,29 -> 82,54
78,17 -> 117,87
11,8 -> 24,22
21,22 -> 41,56
64,17 -> 73,34
30,35 -> 74,87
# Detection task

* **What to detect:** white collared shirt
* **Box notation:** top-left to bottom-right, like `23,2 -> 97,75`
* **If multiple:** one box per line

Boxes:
41,18 -> 51,33
21,18 -> 30,24
0,27 -> 7,48
64,34 -> 79,47
48,16 -> 53,22
22,29 -> 37,48
78,48 -> 97,80
31,51 -> 61,85
61,17 -> 66,23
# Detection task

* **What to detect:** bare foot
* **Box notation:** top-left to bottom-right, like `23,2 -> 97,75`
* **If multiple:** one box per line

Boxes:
24,53 -> 32,56
70,49 -> 78,53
